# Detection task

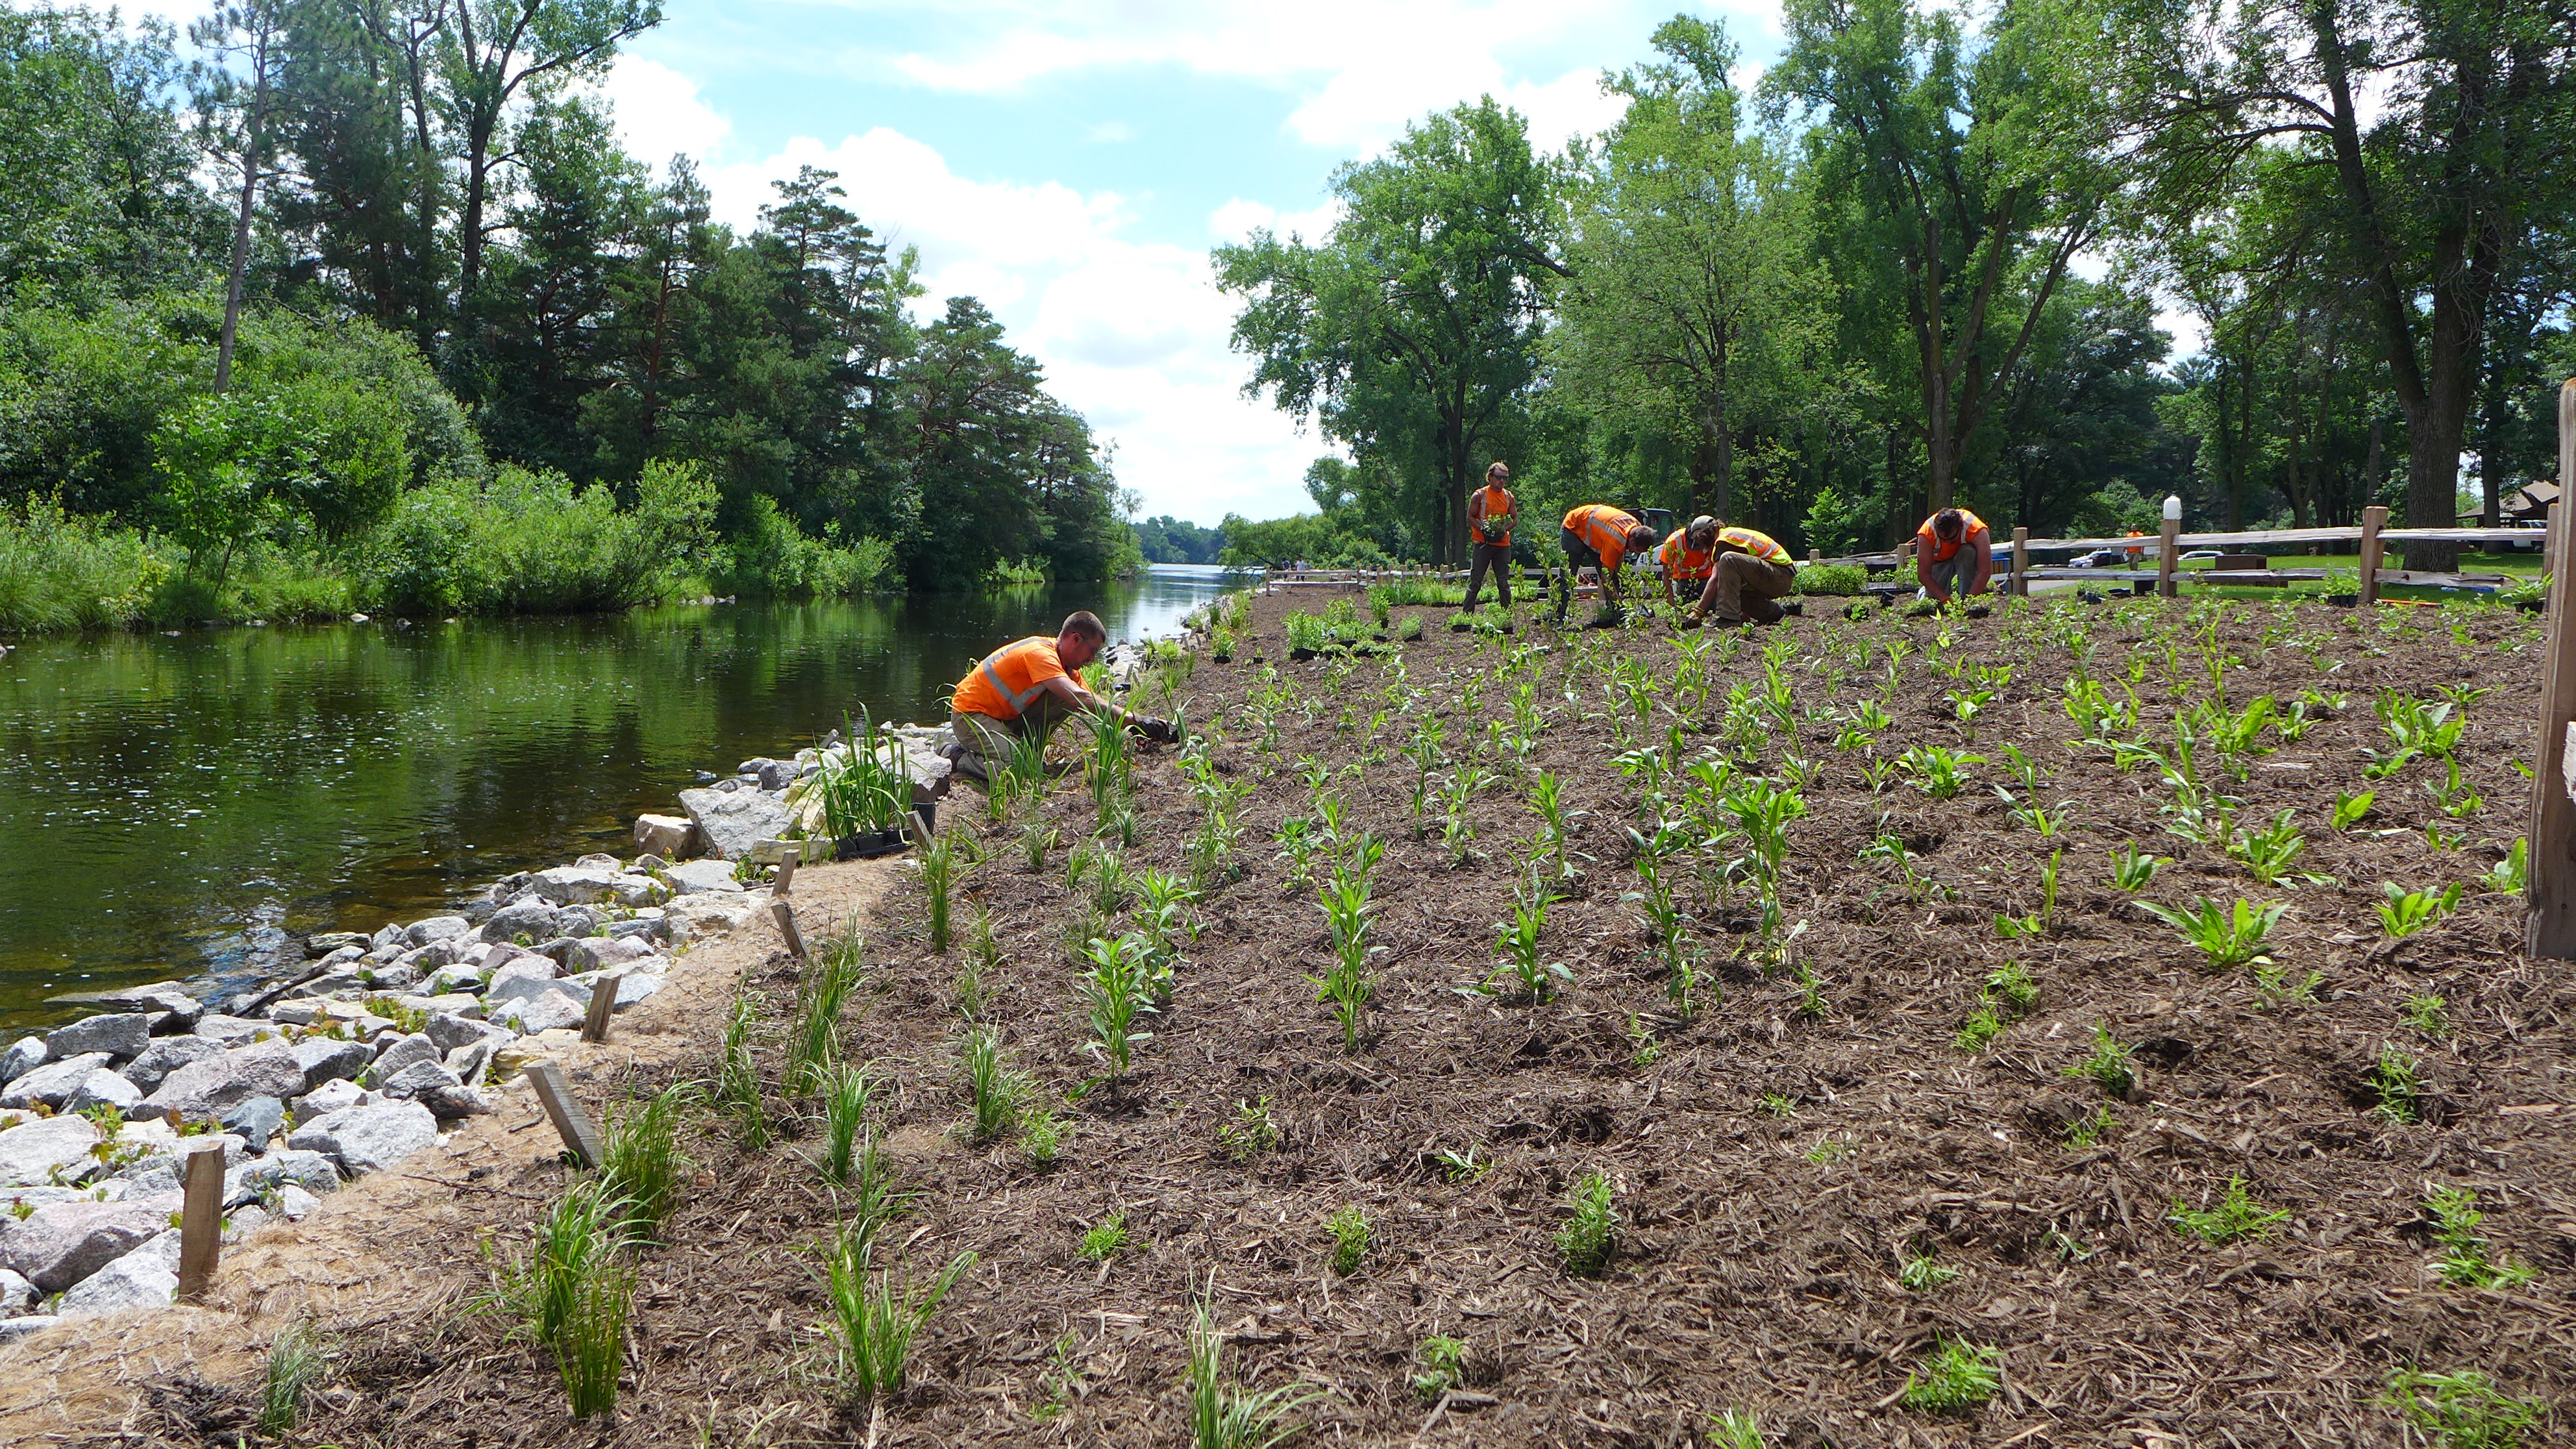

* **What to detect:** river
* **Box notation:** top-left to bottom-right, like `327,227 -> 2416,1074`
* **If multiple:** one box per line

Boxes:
0,566 -> 1243,1031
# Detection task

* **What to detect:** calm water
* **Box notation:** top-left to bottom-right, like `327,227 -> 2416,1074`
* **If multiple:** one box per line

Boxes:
0,567 -> 1239,1030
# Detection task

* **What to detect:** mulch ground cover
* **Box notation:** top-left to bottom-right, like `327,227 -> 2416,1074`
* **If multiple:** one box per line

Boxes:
234,586 -> 2575,1449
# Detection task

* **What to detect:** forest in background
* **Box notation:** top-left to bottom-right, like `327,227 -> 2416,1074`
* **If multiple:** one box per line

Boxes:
1213,1 -> 2576,571
0,1 -> 1139,630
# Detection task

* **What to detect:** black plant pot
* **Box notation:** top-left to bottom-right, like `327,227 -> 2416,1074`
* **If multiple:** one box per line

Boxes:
835,829 -> 908,860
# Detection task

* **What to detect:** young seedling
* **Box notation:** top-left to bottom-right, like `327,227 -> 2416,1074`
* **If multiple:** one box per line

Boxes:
1309,861 -> 1380,1051
1898,1339 -> 2001,1412
2138,897 -> 2285,971
1899,745 -> 1984,799
821,1233 -> 976,1404
1556,1170 -> 1616,1276
718,989 -> 770,1149
1075,934 -> 1158,1082
2405,993 -> 2449,1039
1184,1290 -> 1320,1449
1955,1000 -> 2005,1053
1021,820 -> 1061,873
2481,837 -> 2529,893
918,830 -> 960,952
2254,963 -> 2324,1008
1994,850 -> 2062,939
1412,1335 -> 1469,1402
1897,1246 -> 1961,1291
2331,789 -> 2375,830
2378,882 -> 2464,939
1218,1096 -> 1279,1160
2063,1106 -> 2114,1149
2062,1021 -> 2136,1099
2168,1173 -> 2289,1245
2109,842 -> 2166,892
1481,873 -> 1570,1004
1434,1147 -> 1489,1182
2372,1046 -> 2425,1124
1705,1408 -> 1766,1449
1325,1206 -> 1370,1276
256,1320 -> 327,1437
959,1026 -> 1028,1143
816,1063 -> 874,1187
2425,1188 -> 2534,1289
1078,1212 -> 1128,1263
2227,810 -> 2324,887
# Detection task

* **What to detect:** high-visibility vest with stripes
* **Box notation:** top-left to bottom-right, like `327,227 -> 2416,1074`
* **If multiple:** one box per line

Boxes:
1565,504 -> 1644,570
952,636 -> 1065,721
1658,528 -> 1714,580
1718,526 -> 1791,565
1916,509 -> 1988,562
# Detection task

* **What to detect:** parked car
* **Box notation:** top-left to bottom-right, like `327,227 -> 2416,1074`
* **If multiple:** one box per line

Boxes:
2179,549 -> 2222,562
2073,548 -> 2129,567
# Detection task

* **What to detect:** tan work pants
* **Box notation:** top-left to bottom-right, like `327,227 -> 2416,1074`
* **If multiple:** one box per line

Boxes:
950,693 -> 1078,782
1700,554 -> 1798,623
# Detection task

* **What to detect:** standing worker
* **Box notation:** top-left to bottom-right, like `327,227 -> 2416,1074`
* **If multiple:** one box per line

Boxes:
1557,503 -> 1659,623
1461,462 -> 1518,613
947,611 -> 1173,783
1658,516 -> 1718,610
1914,507 -> 1995,603
1685,520 -> 1798,626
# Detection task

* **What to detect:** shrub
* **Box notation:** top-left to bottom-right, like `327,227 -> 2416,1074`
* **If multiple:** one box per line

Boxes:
1794,563 -> 1865,596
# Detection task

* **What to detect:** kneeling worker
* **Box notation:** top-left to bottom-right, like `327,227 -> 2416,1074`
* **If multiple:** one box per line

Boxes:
1686,520 -> 1797,625
948,611 -> 1173,782
1658,515 -> 1718,610
1559,503 -> 1660,621
1914,506 -> 1994,603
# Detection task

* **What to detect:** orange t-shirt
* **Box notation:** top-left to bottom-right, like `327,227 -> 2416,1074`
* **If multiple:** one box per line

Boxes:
1565,505 -> 1644,571
1657,528 -> 1713,580
1469,485 -> 1517,547
951,636 -> 1067,721
1916,508 -> 1990,563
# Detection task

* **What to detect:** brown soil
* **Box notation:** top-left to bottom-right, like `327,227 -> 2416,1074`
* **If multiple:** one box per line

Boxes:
41,588 -> 2576,1448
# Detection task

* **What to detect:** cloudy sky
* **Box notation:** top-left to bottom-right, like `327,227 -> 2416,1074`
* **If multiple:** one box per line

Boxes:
573,0 -> 1798,527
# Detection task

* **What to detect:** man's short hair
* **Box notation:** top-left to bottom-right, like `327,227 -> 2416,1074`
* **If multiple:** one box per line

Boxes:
1933,508 -> 1966,538
1060,611 -> 1108,645
1487,462 -> 1510,479
1627,525 -> 1659,550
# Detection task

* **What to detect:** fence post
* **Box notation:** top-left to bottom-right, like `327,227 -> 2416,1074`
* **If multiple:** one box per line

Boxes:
771,899 -> 808,960
523,1060 -> 604,1167
2157,495 -> 2181,599
2358,505 -> 2389,608
2526,382 -> 2576,959
174,1142 -> 226,1305
578,973 -> 621,1044
2010,526 -> 2029,597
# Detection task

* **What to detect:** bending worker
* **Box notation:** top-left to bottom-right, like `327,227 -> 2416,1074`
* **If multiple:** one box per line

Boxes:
1558,502 -> 1659,621
947,611 -> 1173,782
1658,515 -> 1718,610
1914,506 -> 1994,602
1461,462 -> 1517,613
1685,520 -> 1797,626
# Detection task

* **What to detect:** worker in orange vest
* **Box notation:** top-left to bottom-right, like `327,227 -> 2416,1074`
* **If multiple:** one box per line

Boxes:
1461,462 -> 1518,612
1557,504 -> 1659,621
947,611 -> 1173,782
1914,507 -> 1995,603
1685,521 -> 1797,625
1657,516 -> 1718,609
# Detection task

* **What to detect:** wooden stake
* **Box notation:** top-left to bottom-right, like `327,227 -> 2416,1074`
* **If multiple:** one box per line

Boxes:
773,845 -> 799,898
2526,381 -> 2576,960
2011,526 -> 2030,598
2358,504 -> 2389,608
523,1060 -> 604,1167
771,899 -> 808,960
578,973 -> 621,1044
175,1142 -> 225,1305
2157,514 -> 2181,599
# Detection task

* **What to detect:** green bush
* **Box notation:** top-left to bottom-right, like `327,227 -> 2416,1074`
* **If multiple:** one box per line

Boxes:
1794,563 -> 1866,596
0,497 -> 168,630
712,496 -> 899,598
375,458 -> 717,614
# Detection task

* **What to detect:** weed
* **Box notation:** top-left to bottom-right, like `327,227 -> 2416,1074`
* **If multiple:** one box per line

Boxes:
1626,1012 -> 1661,1067
2372,1046 -> 2425,1124
821,1232 -> 975,1404
1706,1407 -> 1767,1448
2063,1021 -> 2136,1099
1219,1096 -> 1280,1160
2109,842 -> 2166,892
1556,1170 -> 1616,1276
602,1081 -> 695,1241
2427,1188 -> 2534,1289
1756,1093 -> 1796,1118
1898,1248 -> 1960,1291
1995,849 -> 2062,939
2379,881 -> 2464,939
2064,1106 -> 2114,1148
1898,1338 -> 2001,1412
2405,993 -> 2450,1039
256,1320 -> 327,1436
1019,1102 -> 1068,1166
1078,1212 -> 1128,1262
1413,1335 -> 1468,1401
1987,960 -> 2038,1011
1955,1002 -> 2005,1053
1184,1291 -> 1320,1449
1326,1206 -> 1370,1276
2140,897 -> 2285,971
2255,963 -> 2325,1007
2168,1172 -> 2290,1244
2380,1368 -> 2545,1449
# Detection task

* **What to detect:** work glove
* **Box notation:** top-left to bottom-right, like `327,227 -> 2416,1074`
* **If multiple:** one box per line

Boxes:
1133,715 -> 1180,745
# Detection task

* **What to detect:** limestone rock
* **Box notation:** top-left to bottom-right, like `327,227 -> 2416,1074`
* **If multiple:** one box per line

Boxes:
124,1036 -> 225,1095
0,1115 -> 102,1187
662,858 -> 742,895
634,812 -> 698,858
0,1200 -> 166,1291
140,1039 -> 305,1119
62,1069 -> 141,1117
1,1053 -> 112,1109
494,988 -> 586,1034
405,915 -> 471,947
291,1037 -> 373,1091
678,785 -> 793,861
55,1229 -> 182,1318
286,1101 -> 438,1176
0,1039 -> 42,1083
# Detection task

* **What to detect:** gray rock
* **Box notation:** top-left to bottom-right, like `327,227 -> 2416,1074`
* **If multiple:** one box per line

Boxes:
663,858 -> 743,895
368,923 -> 404,952
486,958 -> 579,1010
223,1148 -> 340,1208
568,934 -> 654,974
442,1037 -> 500,1087
1,1053 -> 112,1109
223,1203 -> 270,1243
0,1266 -> 31,1314
55,1229 -> 182,1318
219,1096 -> 285,1148
523,866 -> 629,906
601,918 -> 658,941
420,1084 -> 492,1121
275,1183 -> 320,1219
291,1037 -> 373,1091
634,812 -> 697,858
140,1039 -> 305,1120
0,1115 -> 102,1187
112,1138 -> 241,1199
45,1014 -> 152,1062
406,915 -> 471,947
192,1015 -> 277,1047
678,784 -> 794,861
314,944 -> 365,971
286,1101 -> 438,1176
567,963 -> 665,1009
290,1080 -> 371,1124
0,1200 -> 166,1291
0,1315 -> 59,1341
62,1069 -> 140,1117
375,1060 -> 460,1100
421,962 -> 486,995
0,1038 -> 43,1083
123,1036 -> 225,1095
367,1034 -> 441,1082
480,897 -> 569,945
423,1013 -> 513,1056
756,759 -> 798,791
493,988 -> 586,1034
305,932 -> 370,954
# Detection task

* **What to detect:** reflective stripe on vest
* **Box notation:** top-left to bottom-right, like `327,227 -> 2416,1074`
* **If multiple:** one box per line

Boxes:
1719,526 -> 1789,565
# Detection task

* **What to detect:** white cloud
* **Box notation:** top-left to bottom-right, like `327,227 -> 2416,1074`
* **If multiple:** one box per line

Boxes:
589,55 -> 734,175
706,129 -> 1325,525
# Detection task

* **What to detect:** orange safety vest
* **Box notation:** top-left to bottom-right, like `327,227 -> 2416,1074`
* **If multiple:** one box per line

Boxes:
1564,504 -> 1644,571
951,636 -> 1067,721
1468,485 -> 1517,547
1916,508 -> 1988,563
1716,526 -> 1791,565
1657,528 -> 1714,580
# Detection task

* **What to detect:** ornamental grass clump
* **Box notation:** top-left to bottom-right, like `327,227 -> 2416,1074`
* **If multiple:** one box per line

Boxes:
821,1230 -> 975,1404
1185,1291 -> 1320,1449
785,919 -> 869,1095
600,1080 -> 695,1243
489,1180 -> 636,1419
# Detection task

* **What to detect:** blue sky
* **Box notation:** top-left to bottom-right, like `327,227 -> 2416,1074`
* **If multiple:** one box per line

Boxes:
577,0 -> 1800,526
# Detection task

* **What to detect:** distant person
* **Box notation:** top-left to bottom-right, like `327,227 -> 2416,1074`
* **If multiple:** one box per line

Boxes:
1461,462 -> 1518,613
1686,521 -> 1797,626
947,611 -> 1173,783
1915,507 -> 1994,602
1657,516 -> 1718,609
1557,503 -> 1659,621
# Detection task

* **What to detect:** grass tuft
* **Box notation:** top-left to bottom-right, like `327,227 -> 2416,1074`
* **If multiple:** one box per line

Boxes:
1898,1338 -> 2000,1412
821,1230 -> 976,1404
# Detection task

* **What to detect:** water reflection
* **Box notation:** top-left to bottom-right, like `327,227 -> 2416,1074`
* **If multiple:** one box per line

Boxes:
0,567 -> 1242,1027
